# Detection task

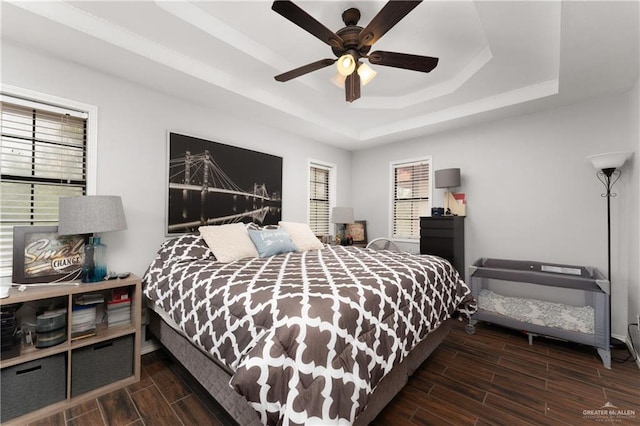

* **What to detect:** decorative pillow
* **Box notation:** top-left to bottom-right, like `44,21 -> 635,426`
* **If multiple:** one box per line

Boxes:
245,222 -> 279,231
278,221 -> 324,251
158,234 -> 214,262
198,223 -> 259,263
248,229 -> 298,258
245,222 -> 261,231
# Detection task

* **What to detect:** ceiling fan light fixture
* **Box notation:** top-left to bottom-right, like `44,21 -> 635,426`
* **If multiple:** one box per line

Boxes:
271,1 -> 438,103
336,53 -> 356,76
357,62 -> 377,86
331,72 -> 346,88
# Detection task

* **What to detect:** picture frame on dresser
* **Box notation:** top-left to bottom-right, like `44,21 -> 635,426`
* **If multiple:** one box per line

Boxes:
12,226 -> 84,284
346,220 -> 368,245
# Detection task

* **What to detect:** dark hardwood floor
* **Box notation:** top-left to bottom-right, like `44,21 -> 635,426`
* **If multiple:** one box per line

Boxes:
28,321 -> 639,425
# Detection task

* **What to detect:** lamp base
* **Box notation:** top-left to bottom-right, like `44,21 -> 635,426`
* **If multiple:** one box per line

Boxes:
82,236 -> 107,282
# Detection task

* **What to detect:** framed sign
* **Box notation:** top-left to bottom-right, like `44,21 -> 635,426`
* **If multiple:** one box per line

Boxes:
166,132 -> 283,234
346,220 -> 368,245
12,226 -> 84,283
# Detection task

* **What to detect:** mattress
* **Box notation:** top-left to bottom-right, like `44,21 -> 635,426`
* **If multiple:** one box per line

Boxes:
478,289 -> 595,334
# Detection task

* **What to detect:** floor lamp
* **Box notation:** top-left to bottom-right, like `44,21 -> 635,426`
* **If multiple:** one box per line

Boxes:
587,151 -> 632,348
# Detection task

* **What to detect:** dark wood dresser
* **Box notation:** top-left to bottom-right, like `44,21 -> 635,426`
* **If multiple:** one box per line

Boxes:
419,216 -> 465,277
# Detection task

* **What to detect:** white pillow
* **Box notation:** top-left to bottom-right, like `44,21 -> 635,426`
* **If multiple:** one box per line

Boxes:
198,223 -> 259,263
278,221 -> 324,251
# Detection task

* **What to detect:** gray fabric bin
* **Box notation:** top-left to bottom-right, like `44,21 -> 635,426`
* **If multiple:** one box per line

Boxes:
71,335 -> 133,397
1,353 -> 67,422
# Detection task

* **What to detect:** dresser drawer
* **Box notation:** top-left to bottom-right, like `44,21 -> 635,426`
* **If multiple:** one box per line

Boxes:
420,217 -> 454,229
420,228 -> 453,238
421,238 -> 454,258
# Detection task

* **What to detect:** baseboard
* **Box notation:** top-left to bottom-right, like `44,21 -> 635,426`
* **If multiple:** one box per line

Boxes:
142,338 -> 161,355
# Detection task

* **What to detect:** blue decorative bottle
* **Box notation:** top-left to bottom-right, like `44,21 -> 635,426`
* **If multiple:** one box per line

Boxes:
83,236 -> 107,282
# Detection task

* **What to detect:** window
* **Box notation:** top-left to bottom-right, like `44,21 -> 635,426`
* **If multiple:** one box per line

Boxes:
308,161 -> 335,236
0,95 -> 89,275
391,157 -> 432,239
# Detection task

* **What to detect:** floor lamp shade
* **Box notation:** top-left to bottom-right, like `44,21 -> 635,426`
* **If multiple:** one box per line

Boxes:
58,196 -> 127,235
587,151 -> 631,171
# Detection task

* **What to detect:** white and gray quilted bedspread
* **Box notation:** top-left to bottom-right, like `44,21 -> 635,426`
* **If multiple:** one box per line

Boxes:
143,235 -> 476,425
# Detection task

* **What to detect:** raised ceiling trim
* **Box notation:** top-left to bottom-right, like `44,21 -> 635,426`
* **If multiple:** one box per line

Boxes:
354,46 -> 494,110
359,79 -> 559,141
9,0 -> 359,139
154,1 -> 327,93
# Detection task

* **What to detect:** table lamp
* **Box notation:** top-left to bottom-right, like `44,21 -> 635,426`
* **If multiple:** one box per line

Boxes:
435,168 -> 461,216
58,195 -> 127,282
331,207 -> 354,245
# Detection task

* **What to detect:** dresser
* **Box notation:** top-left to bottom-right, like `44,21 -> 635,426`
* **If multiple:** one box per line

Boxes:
419,216 -> 465,277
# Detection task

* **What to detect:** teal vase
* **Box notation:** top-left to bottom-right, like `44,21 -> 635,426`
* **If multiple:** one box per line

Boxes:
83,236 -> 107,282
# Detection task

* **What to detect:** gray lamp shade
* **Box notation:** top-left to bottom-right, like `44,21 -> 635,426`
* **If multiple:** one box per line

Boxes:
58,195 -> 127,235
331,207 -> 355,224
435,168 -> 461,189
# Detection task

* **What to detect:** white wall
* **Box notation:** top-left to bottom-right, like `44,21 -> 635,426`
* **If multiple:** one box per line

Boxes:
1,42 -> 352,277
352,91 -> 638,340
4,41 -> 639,346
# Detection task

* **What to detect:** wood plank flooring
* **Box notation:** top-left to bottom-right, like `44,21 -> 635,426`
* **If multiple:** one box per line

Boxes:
27,321 -> 639,425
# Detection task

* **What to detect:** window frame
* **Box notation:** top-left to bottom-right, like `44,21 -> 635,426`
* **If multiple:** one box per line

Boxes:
389,156 -> 433,241
307,159 -> 336,238
0,84 -> 98,279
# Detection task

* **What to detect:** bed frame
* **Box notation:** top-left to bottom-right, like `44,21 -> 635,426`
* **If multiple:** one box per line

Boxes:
148,308 -> 453,425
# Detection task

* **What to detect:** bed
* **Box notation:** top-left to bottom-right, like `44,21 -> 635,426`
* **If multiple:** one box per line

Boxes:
143,226 -> 476,425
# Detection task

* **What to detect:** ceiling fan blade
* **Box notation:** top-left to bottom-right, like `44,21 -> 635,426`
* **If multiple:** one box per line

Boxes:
368,51 -> 439,73
274,58 -> 337,82
345,72 -> 361,103
272,1 -> 343,49
358,1 -> 422,48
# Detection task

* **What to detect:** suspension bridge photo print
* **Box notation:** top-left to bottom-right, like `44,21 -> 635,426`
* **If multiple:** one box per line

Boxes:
167,132 -> 283,234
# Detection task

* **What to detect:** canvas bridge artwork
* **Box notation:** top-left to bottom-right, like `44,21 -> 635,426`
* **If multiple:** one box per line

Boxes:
167,132 -> 283,234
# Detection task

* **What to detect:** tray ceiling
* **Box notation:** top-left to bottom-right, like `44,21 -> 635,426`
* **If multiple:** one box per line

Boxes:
1,1 -> 638,150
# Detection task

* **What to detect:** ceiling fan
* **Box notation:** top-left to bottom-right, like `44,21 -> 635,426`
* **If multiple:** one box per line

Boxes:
271,0 -> 439,103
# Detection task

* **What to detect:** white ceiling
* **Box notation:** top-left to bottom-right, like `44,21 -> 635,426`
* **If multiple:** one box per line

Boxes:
1,1 -> 639,150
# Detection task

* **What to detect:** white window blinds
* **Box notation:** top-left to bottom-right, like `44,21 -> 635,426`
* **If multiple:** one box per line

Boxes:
0,99 -> 87,273
392,159 -> 431,239
309,165 -> 330,235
